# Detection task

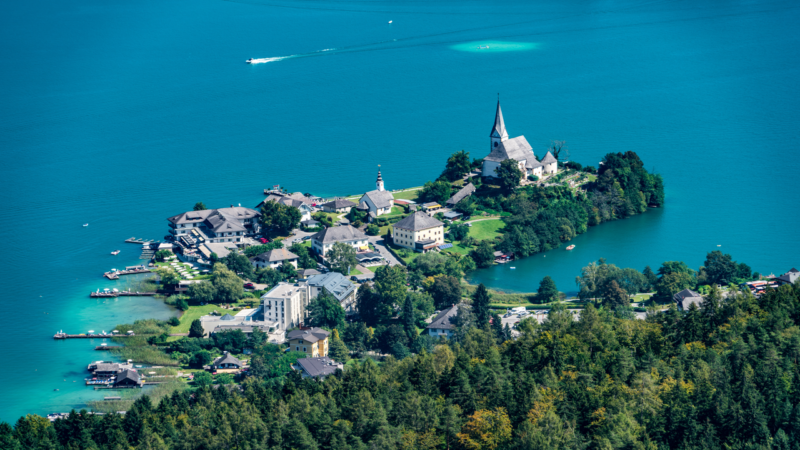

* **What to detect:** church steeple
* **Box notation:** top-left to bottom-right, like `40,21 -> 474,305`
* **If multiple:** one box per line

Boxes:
376,165 -> 385,191
490,99 -> 508,150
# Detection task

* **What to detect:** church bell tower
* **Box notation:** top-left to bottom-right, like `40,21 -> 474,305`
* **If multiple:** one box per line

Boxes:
376,165 -> 385,191
490,99 -> 509,151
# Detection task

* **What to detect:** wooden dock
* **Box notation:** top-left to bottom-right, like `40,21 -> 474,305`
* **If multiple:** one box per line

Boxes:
94,346 -> 123,351
90,291 -> 156,298
54,333 -> 133,340
103,268 -> 151,279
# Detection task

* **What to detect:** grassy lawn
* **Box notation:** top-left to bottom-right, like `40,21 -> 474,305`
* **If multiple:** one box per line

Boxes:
170,304 -> 220,334
585,173 -> 598,182
632,293 -> 654,302
298,240 -> 311,248
442,242 -> 472,256
392,188 -> 422,201
385,206 -> 407,216
468,219 -> 505,240
349,269 -> 363,276
364,265 -> 382,273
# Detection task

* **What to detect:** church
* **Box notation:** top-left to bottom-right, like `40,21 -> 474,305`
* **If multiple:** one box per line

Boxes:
359,167 -> 395,220
481,101 -> 557,181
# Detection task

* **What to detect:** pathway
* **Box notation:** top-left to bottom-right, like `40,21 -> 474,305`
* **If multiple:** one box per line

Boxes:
283,229 -> 315,248
367,236 -> 402,266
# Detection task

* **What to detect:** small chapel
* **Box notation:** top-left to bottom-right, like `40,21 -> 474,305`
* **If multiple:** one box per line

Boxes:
481,101 -> 557,181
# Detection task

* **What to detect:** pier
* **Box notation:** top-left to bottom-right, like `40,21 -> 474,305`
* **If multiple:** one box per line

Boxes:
54,333 -> 133,340
90,291 -> 157,298
125,237 -> 154,244
103,266 -> 150,279
94,346 -> 123,351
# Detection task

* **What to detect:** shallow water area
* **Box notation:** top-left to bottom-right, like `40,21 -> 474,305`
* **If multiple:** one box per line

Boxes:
451,41 -> 538,52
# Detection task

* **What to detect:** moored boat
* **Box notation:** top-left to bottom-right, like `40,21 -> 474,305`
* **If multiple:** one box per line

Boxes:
566,245 -> 575,250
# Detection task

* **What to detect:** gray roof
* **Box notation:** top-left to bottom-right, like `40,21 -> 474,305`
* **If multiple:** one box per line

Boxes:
168,207 -> 260,226
259,194 -> 313,210
540,151 -> 557,164
252,248 -> 298,263
428,304 -> 459,330
115,369 -> 140,385
307,272 -> 357,302
205,211 -> 247,234
526,158 -> 544,169
446,183 -> 475,205
220,313 -> 236,320
490,101 -> 508,140
357,201 -> 369,210
287,327 -> 330,343
94,363 -> 123,373
301,219 -> 321,226
298,268 -> 321,277
674,289 -> 703,310
212,352 -> 243,368
311,225 -> 367,244
393,211 -> 444,231
484,136 -> 534,163
212,324 -> 267,334
296,357 -> 342,378
361,190 -> 395,209
323,198 -> 357,209
443,211 -> 462,219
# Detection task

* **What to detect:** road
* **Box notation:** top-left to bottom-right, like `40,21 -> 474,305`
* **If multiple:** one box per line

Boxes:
367,235 -> 402,266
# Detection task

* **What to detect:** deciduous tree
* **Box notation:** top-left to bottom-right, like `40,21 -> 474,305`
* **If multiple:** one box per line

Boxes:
537,276 -> 559,304
495,158 -> 524,191
327,242 -> 358,275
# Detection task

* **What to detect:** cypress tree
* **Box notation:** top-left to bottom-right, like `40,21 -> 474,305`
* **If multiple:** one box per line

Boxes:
472,283 -> 492,328
537,276 -> 559,303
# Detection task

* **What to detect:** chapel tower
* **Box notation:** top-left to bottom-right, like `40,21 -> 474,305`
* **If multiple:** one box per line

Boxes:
490,100 -> 509,151
376,166 -> 385,191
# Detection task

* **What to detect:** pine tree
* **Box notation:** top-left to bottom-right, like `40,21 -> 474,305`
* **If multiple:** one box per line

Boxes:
537,276 -> 559,303
472,283 -> 491,328
188,319 -> 204,338
329,329 -> 350,362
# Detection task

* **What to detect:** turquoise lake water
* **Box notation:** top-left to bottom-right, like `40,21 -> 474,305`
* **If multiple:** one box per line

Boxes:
2,0 -> 799,422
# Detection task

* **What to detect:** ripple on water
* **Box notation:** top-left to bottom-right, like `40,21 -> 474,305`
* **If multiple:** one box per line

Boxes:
451,41 -> 538,53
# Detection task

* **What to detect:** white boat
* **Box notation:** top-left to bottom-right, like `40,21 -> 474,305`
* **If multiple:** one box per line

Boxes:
510,267 -> 516,270
388,20 -> 392,23
83,223 -> 89,227
246,58 -> 253,64
111,250 -> 120,255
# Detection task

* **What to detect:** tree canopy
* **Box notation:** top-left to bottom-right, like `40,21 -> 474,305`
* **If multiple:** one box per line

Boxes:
326,242 -> 358,275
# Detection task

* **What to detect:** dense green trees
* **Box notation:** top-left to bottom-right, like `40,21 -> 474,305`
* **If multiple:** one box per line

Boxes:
470,240 -> 495,268
193,201 -> 206,211
326,242 -> 358,275
259,200 -> 302,234
419,180 -> 453,204
289,242 -> 317,269
306,291 -> 346,330
536,276 -> 559,303
495,158 -> 524,191
440,150 -> 472,182
472,283 -> 491,328
9,276 -> 800,450
698,250 -> 752,286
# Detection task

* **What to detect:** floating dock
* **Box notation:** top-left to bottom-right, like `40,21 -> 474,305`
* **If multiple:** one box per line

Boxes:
103,266 -> 150,279
125,238 -> 153,244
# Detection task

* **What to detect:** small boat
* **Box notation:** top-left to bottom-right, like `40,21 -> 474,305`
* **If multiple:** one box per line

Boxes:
111,250 -> 120,255
388,20 -> 392,23
566,245 -> 575,250
83,223 -> 88,227
245,58 -> 253,64
510,267 -> 516,270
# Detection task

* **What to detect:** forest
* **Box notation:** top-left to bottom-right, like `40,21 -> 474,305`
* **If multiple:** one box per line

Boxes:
5,269 -> 800,450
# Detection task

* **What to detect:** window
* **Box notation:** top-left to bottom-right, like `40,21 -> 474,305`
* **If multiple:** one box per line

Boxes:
303,347 -> 307,352
296,346 -> 299,351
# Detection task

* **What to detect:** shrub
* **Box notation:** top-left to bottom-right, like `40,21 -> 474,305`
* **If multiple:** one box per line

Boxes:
168,317 -> 180,327
528,175 -> 539,182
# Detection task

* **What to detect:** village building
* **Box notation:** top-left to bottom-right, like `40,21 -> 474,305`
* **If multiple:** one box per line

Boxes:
321,198 -> 357,213
256,192 -> 315,222
293,357 -> 343,379
776,268 -> 800,285
91,362 -> 132,379
167,207 -> 261,243
261,283 -> 310,330
391,211 -> 445,253
306,272 -> 357,313
674,288 -> 704,310
311,225 -> 369,257
210,351 -> 244,371
481,101 -> 557,181
427,304 -> 459,339
287,328 -> 330,357
250,248 -> 299,269
360,168 -> 395,218
445,183 -> 476,208
114,369 -> 142,388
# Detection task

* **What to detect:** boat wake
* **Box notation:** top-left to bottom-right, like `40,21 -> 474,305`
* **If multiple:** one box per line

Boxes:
246,56 -> 291,64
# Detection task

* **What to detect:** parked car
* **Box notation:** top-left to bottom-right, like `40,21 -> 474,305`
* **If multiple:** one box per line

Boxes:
259,238 -> 269,244
243,282 -> 255,289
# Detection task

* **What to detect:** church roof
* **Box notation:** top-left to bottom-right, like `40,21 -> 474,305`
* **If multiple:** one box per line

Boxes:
490,101 -> 508,140
393,211 -> 444,231
362,190 -> 395,209
485,136 -> 535,163
541,151 -> 557,164
526,158 -> 544,169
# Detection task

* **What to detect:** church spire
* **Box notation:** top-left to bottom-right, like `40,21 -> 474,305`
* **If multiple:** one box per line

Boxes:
376,165 -> 385,191
490,98 -> 508,150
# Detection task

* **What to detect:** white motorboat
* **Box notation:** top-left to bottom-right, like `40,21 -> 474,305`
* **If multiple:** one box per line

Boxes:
388,20 -> 392,23
246,58 -> 253,64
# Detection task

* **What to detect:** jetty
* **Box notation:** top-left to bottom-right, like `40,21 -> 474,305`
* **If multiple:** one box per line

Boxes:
54,332 -> 134,340
90,291 -> 156,298
125,238 -> 153,244
103,266 -> 150,279
94,346 -> 123,351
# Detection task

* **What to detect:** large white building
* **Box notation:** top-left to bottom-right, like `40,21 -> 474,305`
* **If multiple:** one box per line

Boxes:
391,211 -> 445,253
481,101 -> 557,181
167,207 -> 261,243
261,283 -> 310,330
311,225 -> 369,257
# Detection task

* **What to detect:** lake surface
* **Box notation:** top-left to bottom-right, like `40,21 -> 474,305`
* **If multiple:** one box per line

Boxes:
2,0 -> 799,422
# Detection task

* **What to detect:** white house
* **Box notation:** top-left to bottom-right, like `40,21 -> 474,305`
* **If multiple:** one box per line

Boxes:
250,248 -> 299,269
167,207 -> 261,244
391,211 -> 445,253
256,193 -> 314,222
426,304 -> 459,339
321,198 -> 357,214
311,225 -> 369,257
306,272 -> 357,313
360,168 -> 395,218
481,101 -> 557,181
261,282 -> 310,330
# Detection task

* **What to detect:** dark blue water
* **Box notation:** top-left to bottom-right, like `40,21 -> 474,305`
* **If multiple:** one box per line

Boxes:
2,0 -> 799,421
